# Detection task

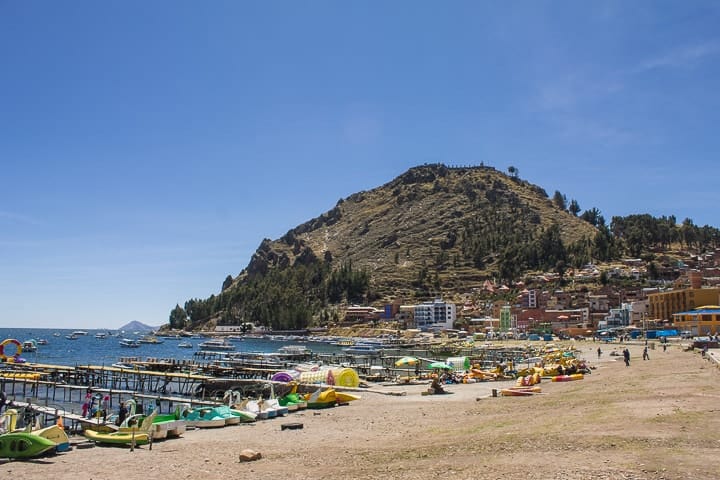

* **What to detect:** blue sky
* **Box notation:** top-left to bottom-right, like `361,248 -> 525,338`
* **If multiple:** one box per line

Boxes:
2,2 -> 719,329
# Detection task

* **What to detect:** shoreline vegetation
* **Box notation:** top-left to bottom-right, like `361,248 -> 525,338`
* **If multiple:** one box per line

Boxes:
5,341 -> 720,479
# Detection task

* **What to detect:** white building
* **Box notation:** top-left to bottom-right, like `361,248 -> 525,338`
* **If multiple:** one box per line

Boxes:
414,298 -> 456,331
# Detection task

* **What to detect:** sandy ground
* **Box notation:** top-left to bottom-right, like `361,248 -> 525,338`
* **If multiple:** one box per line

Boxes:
6,341 -> 720,480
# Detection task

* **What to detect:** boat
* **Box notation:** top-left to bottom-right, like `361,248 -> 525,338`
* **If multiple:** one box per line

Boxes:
178,341 -> 193,349
276,345 -> 311,355
118,403 -> 184,440
52,332 -> 61,337
342,344 -> 381,355
83,428 -> 150,446
0,432 -> 57,458
138,335 -> 164,345
21,339 -> 38,352
65,334 -> 79,340
500,388 -> 540,396
72,330 -> 88,336
1,409 -> 70,453
198,339 -> 235,351
85,408 -> 156,446
36,339 -> 48,345
119,338 -> 141,348
305,387 -> 338,409
177,405 -> 226,428
94,332 -> 108,339
551,373 -> 584,382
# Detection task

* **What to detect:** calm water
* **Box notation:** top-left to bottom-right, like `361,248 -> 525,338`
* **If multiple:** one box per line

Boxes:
0,328 -> 342,367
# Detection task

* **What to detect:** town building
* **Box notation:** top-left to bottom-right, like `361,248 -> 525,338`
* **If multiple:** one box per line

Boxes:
673,307 -> 720,335
413,298 -> 456,331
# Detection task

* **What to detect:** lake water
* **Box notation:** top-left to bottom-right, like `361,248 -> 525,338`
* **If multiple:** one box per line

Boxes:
0,328 -> 343,367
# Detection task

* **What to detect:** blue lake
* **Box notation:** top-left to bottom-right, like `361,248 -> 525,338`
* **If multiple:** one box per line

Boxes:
0,328 -> 343,367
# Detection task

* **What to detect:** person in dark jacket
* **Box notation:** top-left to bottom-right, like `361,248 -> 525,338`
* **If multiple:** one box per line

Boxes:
623,348 -> 630,367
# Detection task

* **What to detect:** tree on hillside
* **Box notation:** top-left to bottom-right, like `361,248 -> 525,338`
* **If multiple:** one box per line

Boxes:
169,304 -> 188,329
568,199 -> 581,216
508,166 -> 519,178
553,190 -> 567,211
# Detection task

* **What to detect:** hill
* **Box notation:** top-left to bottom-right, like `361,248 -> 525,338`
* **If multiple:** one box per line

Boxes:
169,163 -> 719,332
241,164 -> 598,296
175,164 -> 607,330
118,320 -> 157,332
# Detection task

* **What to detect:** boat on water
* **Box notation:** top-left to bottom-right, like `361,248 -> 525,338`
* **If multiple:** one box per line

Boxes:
95,332 -> 108,339
52,332 -> 61,337
21,339 -> 38,352
36,339 -> 48,345
198,339 -> 235,351
138,335 -> 164,345
342,343 -> 381,355
72,330 -> 88,336
178,341 -> 193,349
65,334 -> 79,340
119,338 -> 141,348
276,345 -> 311,355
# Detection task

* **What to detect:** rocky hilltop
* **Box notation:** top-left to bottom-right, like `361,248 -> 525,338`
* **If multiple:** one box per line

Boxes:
236,164 -> 597,299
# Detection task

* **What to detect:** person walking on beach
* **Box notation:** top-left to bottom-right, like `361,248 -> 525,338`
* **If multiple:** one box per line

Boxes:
597,347 -> 602,359
663,343 -> 667,352
623,348 -> 630,367
643,346 -> 649,361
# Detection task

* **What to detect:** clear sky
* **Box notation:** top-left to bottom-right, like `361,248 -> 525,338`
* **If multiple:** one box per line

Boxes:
2,2 -> 719,329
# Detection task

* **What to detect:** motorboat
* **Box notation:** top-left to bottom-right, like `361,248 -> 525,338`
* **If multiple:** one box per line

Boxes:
198,339 -> 235,351
178,341 -> 193,348
21,339 -> 38,352
65,333 -> 79,340
119,338 -> 141,348
342,343 -> 381,355
72,330 -> 88,336
138,335 -> 164,344
36,339 -> 48,345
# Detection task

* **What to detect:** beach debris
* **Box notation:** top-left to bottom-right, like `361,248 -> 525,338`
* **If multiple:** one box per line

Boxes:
239,448 -> 262,462
281,422 -> 304,430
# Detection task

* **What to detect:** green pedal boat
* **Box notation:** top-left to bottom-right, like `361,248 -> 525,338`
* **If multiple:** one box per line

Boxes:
0,432 -> 57,459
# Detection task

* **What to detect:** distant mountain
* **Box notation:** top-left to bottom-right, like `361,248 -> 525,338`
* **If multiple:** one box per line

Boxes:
119,320 -> 157,332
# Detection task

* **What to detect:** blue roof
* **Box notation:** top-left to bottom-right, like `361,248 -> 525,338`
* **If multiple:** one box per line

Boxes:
674,308 -> 720,316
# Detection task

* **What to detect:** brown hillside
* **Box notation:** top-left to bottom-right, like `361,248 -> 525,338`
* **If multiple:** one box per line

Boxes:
234,164 -> 598,301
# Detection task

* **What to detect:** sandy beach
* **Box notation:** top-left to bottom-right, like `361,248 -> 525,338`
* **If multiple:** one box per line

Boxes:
7,342 -> 720,480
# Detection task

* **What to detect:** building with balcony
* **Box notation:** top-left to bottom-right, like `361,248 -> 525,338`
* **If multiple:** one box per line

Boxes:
413,298 -> 456,331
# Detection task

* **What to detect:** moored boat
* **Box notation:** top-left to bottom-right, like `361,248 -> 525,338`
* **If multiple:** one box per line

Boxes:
198,339 -> 235,351
119,338 -> 140,348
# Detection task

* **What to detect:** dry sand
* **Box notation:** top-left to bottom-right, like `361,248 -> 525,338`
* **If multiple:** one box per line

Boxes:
7,342 -> 720,480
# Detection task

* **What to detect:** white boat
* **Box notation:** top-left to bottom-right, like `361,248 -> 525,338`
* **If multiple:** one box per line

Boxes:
138,335 -> 164,344
119,338 -> 140,348
342,344 -> 381,355
198,339 -> 235,351
21,339 -> 38,352
72,330 -> 88,336
65,334 -> 79,340
52,332 -> 61,337
178,341 -> 193,349
36,339 -> 48,345
95,332 -> 108,339
276,345 -> 312,355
